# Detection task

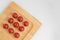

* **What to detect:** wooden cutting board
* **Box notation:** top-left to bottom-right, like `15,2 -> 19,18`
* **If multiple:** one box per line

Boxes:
0,2 -> 41,40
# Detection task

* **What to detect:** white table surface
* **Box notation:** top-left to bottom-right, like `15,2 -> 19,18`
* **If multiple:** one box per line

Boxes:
0,0 -> 60,40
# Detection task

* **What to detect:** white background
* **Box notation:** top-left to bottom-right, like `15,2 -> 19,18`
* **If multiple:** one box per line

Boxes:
0,0 -> 60,40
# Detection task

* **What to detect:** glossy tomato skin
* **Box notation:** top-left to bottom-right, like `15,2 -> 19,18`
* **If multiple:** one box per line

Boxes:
23,21 -> 29,26
12,13 -> 18,18
8,18 -> 14,23
8,28 -> 14,34
19,26 -> 24,32
13,22 -> 19,28
14,33 -> 20,38
17,16 -> 23,22
3,24 -> 9,29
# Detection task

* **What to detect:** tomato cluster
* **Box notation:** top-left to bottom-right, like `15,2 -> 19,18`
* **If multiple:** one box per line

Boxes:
3,12 -> 29,38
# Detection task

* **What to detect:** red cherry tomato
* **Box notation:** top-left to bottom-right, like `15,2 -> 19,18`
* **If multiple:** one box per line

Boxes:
3,24 -> 9,29
8,18 -> 14,23
8,28 -> 14,34
19,26 -> 24,32
17,16 -> 23,22
14,33 -> 20,38
23,21 -> 29,26
12,13 -> 18,18
13,22 -> 19,28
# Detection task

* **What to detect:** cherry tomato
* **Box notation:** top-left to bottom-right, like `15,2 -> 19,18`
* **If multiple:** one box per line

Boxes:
17,16 -> 23,22
14,33 -> 20,38
3,24 -> 9,29
8,28 -> 14,34
8,18 -> 14,23
12,13 -> 18,18
13,22 -> 19,28
23,21 -> 29,26
19,26 -> 24,32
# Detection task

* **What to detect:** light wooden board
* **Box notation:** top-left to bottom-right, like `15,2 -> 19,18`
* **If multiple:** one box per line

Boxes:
0,2 -> 41,40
